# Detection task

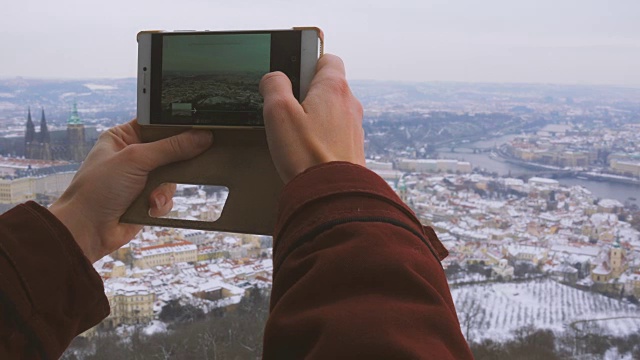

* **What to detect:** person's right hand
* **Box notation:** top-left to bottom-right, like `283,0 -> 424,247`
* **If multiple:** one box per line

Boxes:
49,120 -> 212,263
259,54 -> 365,183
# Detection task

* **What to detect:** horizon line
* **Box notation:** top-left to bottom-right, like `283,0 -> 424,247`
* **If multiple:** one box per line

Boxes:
1,75 -> 639,90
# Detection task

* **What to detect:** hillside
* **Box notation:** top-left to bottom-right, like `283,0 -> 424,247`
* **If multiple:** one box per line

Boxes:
452,279 -> 640,342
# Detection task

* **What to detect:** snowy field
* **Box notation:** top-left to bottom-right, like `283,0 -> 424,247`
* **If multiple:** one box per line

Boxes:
451,279 -> 640,342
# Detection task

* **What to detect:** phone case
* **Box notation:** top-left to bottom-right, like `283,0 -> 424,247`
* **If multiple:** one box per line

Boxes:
120,127 -> 283,235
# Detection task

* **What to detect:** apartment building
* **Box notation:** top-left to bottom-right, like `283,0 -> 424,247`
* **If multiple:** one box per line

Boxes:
133,241 -> 198,269
103,285 -> 155,327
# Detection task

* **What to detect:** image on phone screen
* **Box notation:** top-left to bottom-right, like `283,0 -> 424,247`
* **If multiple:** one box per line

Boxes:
160,34 -> 271,126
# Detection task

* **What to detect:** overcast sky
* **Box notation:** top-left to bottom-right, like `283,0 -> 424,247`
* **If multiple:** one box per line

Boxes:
2,0 -> 639,86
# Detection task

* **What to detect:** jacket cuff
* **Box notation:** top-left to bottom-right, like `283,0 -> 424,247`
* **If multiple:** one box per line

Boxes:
273,162 -> 447,271
0,201 -> 109,357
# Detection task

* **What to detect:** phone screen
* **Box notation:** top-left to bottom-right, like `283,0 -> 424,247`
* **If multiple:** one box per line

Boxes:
149,31 -> 301,126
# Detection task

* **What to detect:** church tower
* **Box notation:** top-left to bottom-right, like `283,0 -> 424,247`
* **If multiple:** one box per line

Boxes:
397,178 -> 408,203
25,107 -> 36,158
610,238 -> 627,278
38,109 -> 53,161
67,102 -> 86,162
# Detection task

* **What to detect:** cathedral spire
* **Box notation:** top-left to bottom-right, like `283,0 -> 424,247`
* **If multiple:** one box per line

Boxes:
39,108 -> 50,143
25,107 -> 35,143
68,102 -> 82,125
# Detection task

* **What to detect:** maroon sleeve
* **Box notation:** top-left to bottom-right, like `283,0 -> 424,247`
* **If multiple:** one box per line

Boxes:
263,162 -> 473,359
0,201 -> 109,359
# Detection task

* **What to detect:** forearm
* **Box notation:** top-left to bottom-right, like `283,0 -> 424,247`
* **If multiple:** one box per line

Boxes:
264,162 -> 472,359
0,202 -> 109,358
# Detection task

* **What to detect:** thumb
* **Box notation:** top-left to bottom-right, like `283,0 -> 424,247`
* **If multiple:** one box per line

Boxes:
260,71 -> 302,120
135,130 -> 213,171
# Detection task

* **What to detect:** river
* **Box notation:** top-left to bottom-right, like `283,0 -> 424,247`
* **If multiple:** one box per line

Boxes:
437,135 -> 640,208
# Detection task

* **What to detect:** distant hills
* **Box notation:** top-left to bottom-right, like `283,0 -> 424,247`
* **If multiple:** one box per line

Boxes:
1,77 -> 639,128
0,78 -> 136,127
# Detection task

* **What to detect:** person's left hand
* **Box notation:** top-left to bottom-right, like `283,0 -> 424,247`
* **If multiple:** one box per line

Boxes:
49,119 -> 213,263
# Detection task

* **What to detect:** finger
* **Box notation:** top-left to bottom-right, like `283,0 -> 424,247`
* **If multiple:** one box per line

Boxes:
313,54 -> 346,80
126,118 -> 143,141
305,55 -> 352,104
259,71 -> 304,121
104,119 -> 143,146
259,71 -> 293,97
150,183 -> 176,208
149,183 -> 176,217
132,130 -> 213,171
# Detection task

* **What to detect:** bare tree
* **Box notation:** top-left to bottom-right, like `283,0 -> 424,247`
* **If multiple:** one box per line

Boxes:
460,297 -> 486,343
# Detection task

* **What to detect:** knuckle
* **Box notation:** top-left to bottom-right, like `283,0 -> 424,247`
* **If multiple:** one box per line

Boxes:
122,143 -> 143,159
353,98 -> 364,119
324,77 -> 351,97
98,131 -> 111,141
97,129 -> 119,145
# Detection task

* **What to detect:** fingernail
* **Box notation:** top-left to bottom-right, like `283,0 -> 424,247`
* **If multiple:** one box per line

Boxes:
155,194 -> 166,209
192,130 -> 213,147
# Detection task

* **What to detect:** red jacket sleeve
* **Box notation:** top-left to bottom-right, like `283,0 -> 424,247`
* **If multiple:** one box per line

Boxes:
263,162 -> 473,359
0,202 -> 109,359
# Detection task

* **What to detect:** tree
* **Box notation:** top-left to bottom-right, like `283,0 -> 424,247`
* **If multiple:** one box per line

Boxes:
444,262 -> 463,279
507,326 -> 560,360
471,339 -> 508,360
70,288 -> 272,359
514,261 -> 539,278
159,299 -> 205,324
459,298 -> 485,343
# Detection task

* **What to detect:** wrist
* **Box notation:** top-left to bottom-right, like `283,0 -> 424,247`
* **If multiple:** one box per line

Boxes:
49,198 -> 101,263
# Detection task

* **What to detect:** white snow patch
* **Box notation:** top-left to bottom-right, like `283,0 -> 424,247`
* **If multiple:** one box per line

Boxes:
603,347 -> 634,360
143,320 -> 168,336
84,83 -> 118,91
0,102 -> 17,110
60,92 -> 92,98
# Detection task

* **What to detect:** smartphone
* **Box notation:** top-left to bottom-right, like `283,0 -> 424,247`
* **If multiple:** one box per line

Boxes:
137,28 -> 323,128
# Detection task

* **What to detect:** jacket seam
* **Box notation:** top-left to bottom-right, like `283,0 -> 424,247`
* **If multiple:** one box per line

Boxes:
279,162 -> 366,197
274,216 -> 443,273
276,192 -> 422,252
276,209 -> 403,255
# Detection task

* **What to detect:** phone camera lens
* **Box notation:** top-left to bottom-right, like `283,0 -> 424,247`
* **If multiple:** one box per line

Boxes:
143,67 -> 147,71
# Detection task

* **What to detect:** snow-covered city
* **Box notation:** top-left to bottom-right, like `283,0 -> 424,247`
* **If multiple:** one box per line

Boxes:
1,78 -> 639,359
